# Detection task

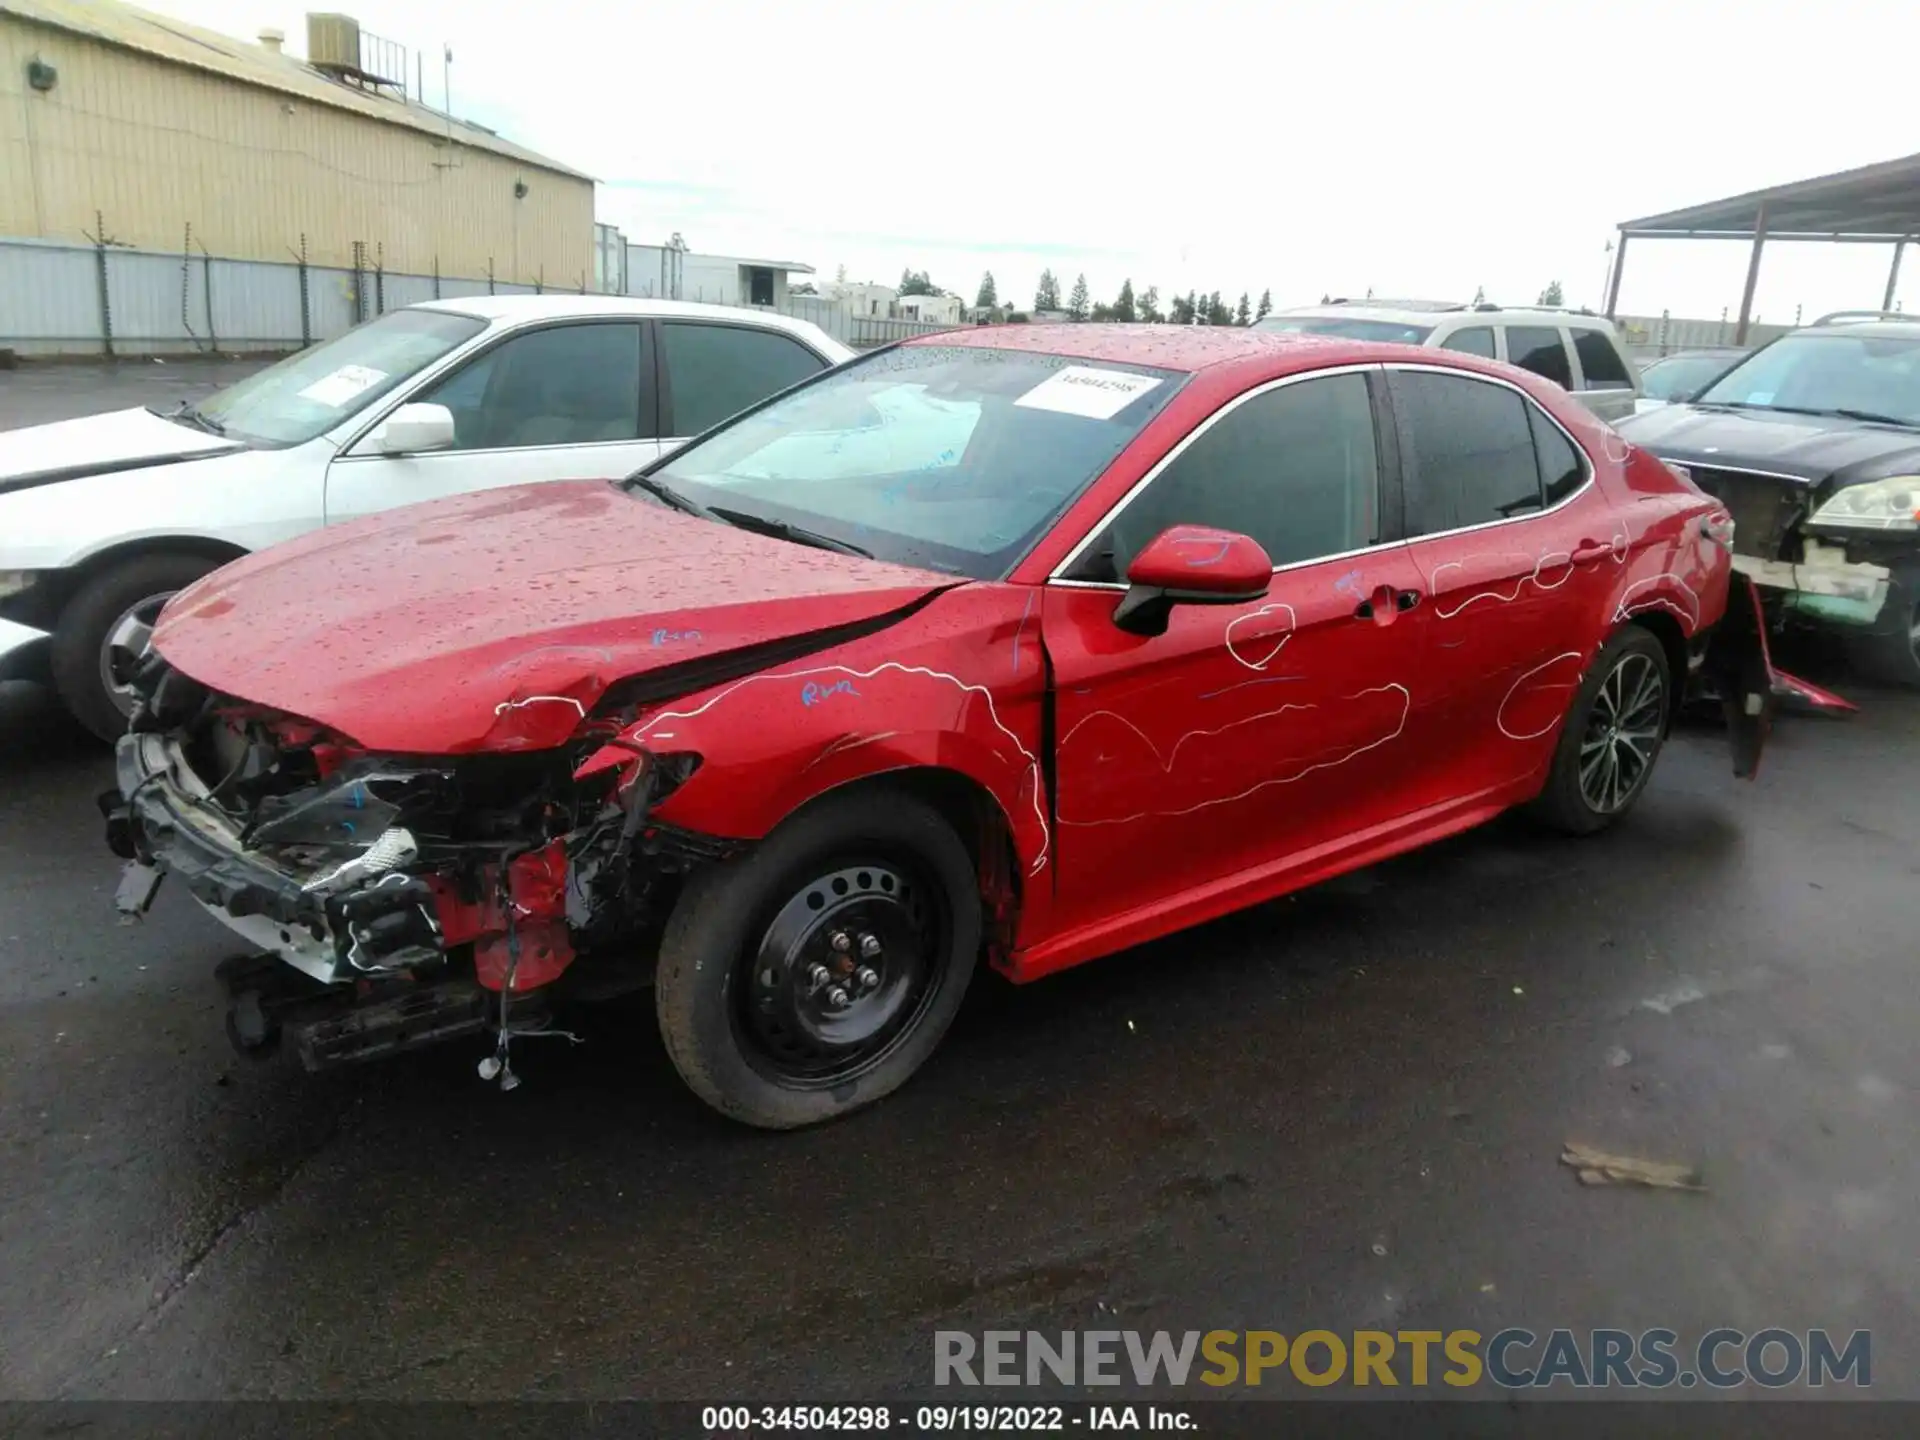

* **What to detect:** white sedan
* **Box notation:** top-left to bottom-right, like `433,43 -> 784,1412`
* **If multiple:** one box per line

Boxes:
0,297 -> 853,738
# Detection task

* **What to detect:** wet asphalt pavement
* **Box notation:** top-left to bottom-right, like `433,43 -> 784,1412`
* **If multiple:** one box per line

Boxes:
2,364 -> 1917,1409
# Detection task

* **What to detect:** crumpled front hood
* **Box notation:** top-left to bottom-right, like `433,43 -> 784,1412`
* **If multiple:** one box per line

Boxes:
1617,404 -> 1920,485
0,406 -> 243,493
154,480 -> 957,753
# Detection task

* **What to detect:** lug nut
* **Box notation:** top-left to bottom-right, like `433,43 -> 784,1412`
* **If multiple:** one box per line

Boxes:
858,933 -> 882,959
829,931 -> 852,953
856,966 -> 879,990
807,963 -> 830,986
826,985 -> 851,1009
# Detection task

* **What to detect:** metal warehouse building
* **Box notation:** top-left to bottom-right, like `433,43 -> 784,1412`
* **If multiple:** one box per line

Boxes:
1,0 -> 595,351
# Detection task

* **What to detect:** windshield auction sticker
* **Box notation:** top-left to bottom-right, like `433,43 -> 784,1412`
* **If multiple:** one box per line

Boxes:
297,364 -> 388,408
1014,366 -> 1163,420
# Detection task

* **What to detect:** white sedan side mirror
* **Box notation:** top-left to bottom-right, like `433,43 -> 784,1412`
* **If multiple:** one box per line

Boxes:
376,403 -> 456,455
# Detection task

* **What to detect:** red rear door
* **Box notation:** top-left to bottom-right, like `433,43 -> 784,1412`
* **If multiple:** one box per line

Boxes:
1384,364 -> 1623,806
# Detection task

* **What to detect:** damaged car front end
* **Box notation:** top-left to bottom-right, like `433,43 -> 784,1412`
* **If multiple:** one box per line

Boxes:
103,652 -> 711,1080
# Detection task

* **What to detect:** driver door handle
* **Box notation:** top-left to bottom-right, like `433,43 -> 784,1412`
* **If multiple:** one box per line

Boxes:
1356,586 -> 1423,622
1571,539 -> 1616,563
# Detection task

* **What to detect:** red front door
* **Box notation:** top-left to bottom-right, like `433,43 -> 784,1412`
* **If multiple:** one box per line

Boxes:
1036,367 -> 1435,943
1044,546 -> 1430,936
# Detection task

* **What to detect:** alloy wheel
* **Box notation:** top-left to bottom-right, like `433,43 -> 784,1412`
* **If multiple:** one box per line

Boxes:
98,591 -> 176,717
1578,652 -> 1666,814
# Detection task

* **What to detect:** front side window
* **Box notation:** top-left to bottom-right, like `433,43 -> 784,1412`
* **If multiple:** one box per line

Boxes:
1395,372 -> 1544,534
661,323 -> 828,436
639,345 -> 1186,578
415,322 -> 642,450
185,309 -> 485,446
1572,328 -> 1632,389
1441,327 -> 1496,358
1693,332 -> 1920,426
1504,326 -> 1573,388
1073,373 -> 1380,580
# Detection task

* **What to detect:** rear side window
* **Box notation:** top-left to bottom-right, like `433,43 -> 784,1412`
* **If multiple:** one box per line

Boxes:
1079,373 -> 1380,577
1572,329 -> 1632,389
1441,327 -> 1496,359
661,323 -> 828,436
1394,372 -> 1544,534
1504,326 -> 1573,388
1528,406 -> 1587,504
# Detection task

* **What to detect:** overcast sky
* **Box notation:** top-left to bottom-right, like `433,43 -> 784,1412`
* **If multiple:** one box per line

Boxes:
154,0 -> 1918,320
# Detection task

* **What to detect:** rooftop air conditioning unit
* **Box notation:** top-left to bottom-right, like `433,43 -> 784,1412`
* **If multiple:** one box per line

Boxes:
306,13 -> 362,74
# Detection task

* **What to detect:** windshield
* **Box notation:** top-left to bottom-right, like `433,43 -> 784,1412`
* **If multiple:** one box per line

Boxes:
635,345 -> 1188,578
1639,353 -> 1738,401
1694,332 -> 1920,426
1254,316 -> 1435,344
179,309 -> 486,446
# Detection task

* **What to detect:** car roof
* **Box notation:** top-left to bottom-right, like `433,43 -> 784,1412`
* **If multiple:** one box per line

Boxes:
1799,319 -> 1920,339
408,295 -> 851,353
1274,303 -> 1618,331
918,322 -> 1372,375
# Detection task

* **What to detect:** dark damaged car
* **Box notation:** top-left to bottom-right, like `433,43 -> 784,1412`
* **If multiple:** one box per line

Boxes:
105,327 -> 1774,1128
1618,313 -> 1920,685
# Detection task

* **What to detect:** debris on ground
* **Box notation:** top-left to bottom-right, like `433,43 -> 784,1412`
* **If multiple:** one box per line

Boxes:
1605,1046 -> 1633,1068
1561,1141 -> 1705,1192
1639,982 -> 1706,1015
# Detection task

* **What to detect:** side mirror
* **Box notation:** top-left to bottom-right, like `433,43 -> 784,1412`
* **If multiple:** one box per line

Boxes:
375,403 -> 456,455
1111,525 -> 1272,636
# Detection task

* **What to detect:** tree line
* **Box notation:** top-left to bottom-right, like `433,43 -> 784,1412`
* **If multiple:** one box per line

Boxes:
1024,270 -> 1273,325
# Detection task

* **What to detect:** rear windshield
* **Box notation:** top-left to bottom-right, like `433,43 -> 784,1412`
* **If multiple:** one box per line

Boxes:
1694,332 -> 1920,427
637,345 -> 1188,578
1254,316 -> 1435,344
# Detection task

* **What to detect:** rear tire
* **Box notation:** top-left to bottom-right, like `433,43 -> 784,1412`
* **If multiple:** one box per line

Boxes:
1528,627 -> 1671,836
1844,586 -> 1920,689
655,789 -> 981,1129
51,551 -> 221,742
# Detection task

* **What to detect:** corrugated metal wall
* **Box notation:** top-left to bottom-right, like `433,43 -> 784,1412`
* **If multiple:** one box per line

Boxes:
0,16 -> 593,285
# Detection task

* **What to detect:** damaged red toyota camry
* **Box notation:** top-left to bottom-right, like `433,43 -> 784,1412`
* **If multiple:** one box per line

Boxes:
104,326 -> 1775,1127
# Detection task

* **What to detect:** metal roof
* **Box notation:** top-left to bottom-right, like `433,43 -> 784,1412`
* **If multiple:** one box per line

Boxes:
1620,151 -> 1920,240
0,0 -> 593,182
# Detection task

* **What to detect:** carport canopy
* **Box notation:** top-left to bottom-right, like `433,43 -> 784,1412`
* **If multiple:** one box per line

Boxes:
1607,150 -> 1920,342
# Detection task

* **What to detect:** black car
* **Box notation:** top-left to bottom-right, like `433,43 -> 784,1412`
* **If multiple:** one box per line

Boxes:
1617,313 -> 1920,685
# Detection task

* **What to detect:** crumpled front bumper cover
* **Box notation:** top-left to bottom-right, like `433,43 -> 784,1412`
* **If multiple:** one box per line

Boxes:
106,733 -> 433,984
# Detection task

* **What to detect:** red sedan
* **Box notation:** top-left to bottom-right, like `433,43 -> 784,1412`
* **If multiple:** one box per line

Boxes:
105,326 -> 1772,1127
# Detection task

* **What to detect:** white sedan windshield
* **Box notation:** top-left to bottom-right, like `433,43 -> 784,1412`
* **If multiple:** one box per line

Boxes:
188,309 -> 486,446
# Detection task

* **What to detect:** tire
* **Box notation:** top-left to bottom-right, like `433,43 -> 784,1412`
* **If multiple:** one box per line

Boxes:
656,788 -> 981,1130
1528,627 -> 1672,836
1844,586 -> 1920,689
50,551 -> 221,743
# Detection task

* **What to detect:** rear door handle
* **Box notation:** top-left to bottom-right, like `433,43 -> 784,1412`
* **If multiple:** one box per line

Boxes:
1571,539 -> 1615,562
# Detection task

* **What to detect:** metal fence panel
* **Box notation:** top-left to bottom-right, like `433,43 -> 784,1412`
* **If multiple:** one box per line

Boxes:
4,236 -> 947,356
0,240 -> 108,347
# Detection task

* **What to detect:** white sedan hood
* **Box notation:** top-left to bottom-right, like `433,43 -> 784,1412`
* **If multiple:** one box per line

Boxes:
0,406 -> 243,488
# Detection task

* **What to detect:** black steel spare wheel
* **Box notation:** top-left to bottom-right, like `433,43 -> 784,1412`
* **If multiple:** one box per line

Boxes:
656,790 -> 981,1129
739,862 -> 943,1087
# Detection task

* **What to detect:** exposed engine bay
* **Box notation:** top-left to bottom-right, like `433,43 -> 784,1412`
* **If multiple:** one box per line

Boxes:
101,653 -> 723,1085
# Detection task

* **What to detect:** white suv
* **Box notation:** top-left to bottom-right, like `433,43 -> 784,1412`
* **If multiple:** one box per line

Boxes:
1255,300 -> 1641,423
0,297 -> 853,738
